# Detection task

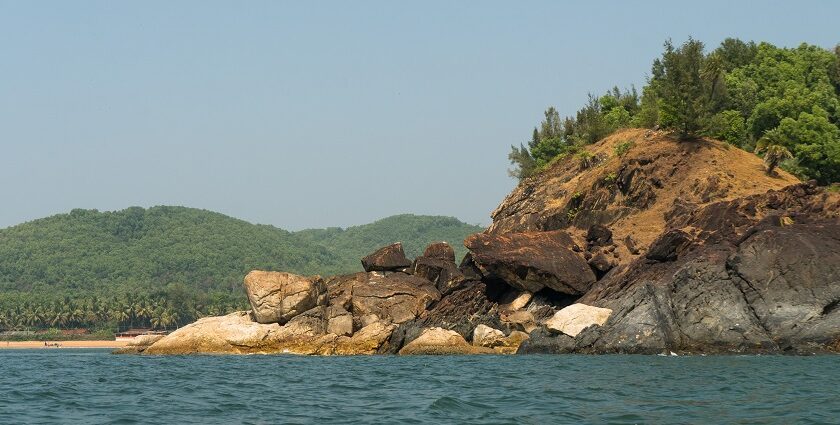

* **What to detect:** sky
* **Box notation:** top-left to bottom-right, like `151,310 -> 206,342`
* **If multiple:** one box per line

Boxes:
1,1 -> 838,230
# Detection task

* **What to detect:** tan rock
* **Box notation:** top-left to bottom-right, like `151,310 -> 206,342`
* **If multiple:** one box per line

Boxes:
143,311 -> 399,356
493,331 -> 530,354
276,306 -> 328,339
112,334 -> 165,354
129,334 -> 165,347
472,324 -> 506,348
501,291 -> 533,311
144,311 -> 283,355
326,305 -> 353,337
544,303 -> 612,337
399,327 -> 495,355
243,270 -> 326,324
502,310 -> 538,333
351,273 -> 440,325
334,321 -> 397,355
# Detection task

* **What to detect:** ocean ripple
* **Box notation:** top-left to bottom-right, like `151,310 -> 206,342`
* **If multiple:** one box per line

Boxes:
1,351 -> 840,424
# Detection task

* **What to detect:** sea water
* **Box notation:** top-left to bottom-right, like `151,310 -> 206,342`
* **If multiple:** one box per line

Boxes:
1,350 -> 838,424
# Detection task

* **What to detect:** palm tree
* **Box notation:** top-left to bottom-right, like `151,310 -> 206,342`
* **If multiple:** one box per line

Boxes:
755,131 -> 793,176
702,52 -> 726,101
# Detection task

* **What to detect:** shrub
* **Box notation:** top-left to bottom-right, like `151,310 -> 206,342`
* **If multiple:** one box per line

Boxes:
577,151 -> 596,169
614,140 -> 635,158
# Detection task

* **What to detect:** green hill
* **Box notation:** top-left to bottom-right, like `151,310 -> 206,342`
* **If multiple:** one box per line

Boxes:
0,207 -> 482,334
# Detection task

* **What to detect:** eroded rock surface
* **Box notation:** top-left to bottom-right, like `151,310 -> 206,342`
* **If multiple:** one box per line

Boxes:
423,242 -> 456,262
465,231 -> 596,295
361,243 -> 411,272
244,271 -> 326,324
577,183 -> 840,354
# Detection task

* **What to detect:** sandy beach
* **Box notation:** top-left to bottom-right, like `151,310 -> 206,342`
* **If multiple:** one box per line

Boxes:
0,340 -> 128,349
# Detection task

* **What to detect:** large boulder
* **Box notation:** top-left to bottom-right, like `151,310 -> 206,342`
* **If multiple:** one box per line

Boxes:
361,243 -> 411,272
332,321 -> 397,355
350,272 -> 440,326
544,303 -> 613,337
423,242 -> 456,262
412,256 -> 467,295
464,231 -> 596,295
243,271 -> 326,324
326,305 -> 353,337
398,327 -> 494,355
471,325 -> 529,354
472,324 -> 506,348
143,311 -> 398,356
144,312 -> 283,355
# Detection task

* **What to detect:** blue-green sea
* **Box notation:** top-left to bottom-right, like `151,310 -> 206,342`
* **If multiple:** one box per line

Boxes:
1,349 -> 839,424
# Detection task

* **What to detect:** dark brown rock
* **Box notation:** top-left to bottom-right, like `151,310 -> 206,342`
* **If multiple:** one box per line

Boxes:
588,252 -> 615,275
423,242 -> 456,262
458,253 -> 484,280
586,224 -> 613,247
390,281 -> 508,351
412,256 -> 467,296
361,243 -> 411,272
465,231 -> 596,295
645,229 -> 692,262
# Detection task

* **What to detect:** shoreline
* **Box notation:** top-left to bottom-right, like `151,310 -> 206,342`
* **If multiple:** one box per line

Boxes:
0,340 -> 128,349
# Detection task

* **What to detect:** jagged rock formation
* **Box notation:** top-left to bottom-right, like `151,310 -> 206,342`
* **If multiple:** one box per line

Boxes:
130,129 -> 840,356
489,129 -> 840,354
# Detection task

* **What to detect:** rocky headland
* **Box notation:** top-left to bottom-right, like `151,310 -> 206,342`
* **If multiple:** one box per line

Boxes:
125,129 -> 840,355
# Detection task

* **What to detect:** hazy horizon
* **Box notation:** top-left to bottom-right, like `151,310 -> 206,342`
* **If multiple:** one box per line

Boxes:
2,1 -> 838,230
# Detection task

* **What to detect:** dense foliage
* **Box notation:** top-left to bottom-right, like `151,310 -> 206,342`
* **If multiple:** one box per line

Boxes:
0,207 -> 481,333
510,38 -> 840,184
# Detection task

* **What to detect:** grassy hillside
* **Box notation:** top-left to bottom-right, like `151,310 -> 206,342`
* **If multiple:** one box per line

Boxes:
0,207 -> 482,332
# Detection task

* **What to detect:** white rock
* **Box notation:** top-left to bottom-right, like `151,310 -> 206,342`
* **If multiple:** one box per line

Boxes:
472,324 -> 506,347
544,303 -> 612,337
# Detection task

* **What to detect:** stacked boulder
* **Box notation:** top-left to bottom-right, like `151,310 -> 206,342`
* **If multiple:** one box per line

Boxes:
138,241 -> 537,355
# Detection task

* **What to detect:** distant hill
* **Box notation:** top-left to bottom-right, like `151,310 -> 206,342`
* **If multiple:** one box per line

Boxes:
0,207 -> 482,332
0,207 -> 482,292
295,214 -> 477,274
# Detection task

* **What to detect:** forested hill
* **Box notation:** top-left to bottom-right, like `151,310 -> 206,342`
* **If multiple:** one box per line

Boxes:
0,207 -> 482,333
0,207 -> 481,293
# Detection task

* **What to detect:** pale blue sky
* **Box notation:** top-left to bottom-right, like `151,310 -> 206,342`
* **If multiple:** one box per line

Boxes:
1,1 -> 838,230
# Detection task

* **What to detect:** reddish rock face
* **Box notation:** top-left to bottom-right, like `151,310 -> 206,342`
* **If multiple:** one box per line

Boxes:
464,230 -> 596,295
423,242 -> 456,263
360,243 -> 411,272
